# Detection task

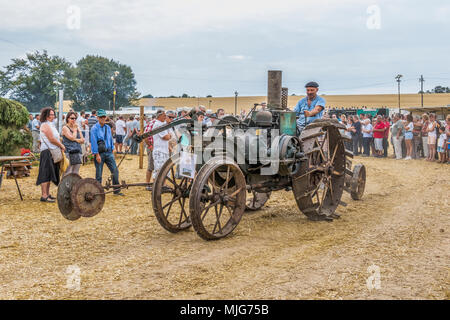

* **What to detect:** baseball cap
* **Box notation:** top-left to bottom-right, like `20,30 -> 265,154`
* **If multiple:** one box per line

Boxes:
156,109 -> 165,117
97,109 -> 107,117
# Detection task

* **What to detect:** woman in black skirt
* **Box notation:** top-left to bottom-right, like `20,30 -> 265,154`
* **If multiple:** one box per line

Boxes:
36,107 -> 66,203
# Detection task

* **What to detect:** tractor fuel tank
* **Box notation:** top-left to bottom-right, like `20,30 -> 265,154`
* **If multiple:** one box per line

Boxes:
279,112 -> 297,136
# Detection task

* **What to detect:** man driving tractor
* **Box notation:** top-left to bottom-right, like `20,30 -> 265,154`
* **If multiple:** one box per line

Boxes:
294,81 -> 325,132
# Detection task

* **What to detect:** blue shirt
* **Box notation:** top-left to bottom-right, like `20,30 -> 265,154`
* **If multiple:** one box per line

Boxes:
90,123 -> 114,154
293,95 -> 326,127
31,118 -> 41,132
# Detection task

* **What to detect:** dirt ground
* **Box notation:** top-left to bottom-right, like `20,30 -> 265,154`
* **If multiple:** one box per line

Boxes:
0,152 -> 448,300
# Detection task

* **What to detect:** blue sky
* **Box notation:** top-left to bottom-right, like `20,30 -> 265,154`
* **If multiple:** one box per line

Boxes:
0,0 -> 449,97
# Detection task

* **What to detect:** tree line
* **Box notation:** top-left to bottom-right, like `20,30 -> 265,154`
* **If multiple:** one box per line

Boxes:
0,50 -> 139,112
422,86 -> 450,94
142,94 -> 214,99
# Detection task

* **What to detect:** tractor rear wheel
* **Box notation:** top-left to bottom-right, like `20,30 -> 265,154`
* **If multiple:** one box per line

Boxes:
292,119 -> 347,221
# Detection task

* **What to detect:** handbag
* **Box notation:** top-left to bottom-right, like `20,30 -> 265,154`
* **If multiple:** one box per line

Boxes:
69,152 -> 82,165
43,138 -> 63,163
64,127 -> 83,154
97,126 -> 107,153
50,148 -> 64,163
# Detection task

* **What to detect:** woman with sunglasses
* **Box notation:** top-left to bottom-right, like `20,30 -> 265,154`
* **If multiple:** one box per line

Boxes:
62,111 -> 85,176
36,107 -> 66,202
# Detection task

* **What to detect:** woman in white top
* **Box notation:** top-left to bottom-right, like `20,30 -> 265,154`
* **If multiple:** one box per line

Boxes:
338,114 -> 346,136
344,116 -> 353,151
361,119 -> 373,156
36,107 -> 66,202
404,114 -> 414,160
426,113 -> 437,161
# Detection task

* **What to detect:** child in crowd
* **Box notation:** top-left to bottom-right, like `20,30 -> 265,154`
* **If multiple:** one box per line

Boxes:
437,126 -> 447,163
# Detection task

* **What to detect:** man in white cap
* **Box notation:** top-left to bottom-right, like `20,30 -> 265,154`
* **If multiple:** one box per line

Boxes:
165,110 -> 178,154
294,81 -> 326,132
152,110 -> 171,179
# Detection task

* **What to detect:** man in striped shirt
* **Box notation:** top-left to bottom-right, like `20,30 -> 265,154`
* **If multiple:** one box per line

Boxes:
88,110 -> 98,130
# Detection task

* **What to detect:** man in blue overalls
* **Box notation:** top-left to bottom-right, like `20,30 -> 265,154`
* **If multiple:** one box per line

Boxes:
293,81 -> 326,132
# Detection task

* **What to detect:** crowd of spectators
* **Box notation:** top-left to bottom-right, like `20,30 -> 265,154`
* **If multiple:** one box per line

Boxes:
28,105 -> 229,201
26,104 -> 450,203
335,111 -> 449,163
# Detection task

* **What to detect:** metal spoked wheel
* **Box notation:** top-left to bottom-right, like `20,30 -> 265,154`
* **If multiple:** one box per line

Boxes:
71,178 -> 105,218
57,173 -> 82,221
293,120 -> 346,221
350,164 -> 366,200
189,157 -> 247,240
245,191 -> 271,211
152,154 -> 193,233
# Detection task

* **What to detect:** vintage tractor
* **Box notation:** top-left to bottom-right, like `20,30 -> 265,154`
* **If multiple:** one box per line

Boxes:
144,70 -> 366,240
57,70 -> 366,241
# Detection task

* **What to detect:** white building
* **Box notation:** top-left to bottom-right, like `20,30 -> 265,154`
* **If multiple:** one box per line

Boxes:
105,106 -> 164,116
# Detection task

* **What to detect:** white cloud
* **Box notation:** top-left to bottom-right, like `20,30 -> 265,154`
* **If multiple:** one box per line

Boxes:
0,0 -> 364,48
228,55 -> 251,61
0,0 -> 448,96
434,5 -> 450,22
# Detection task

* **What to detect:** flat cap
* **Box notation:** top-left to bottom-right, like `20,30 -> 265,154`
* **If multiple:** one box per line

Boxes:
305,81 -> 319,88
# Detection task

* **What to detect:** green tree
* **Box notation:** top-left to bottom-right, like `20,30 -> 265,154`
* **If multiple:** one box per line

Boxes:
73,55 -> 139,111
142,94 -> 154,98
0,50 -> 78,112
0,97 -> 32,155
432,86 -> 450,93
425,86 -> 450,93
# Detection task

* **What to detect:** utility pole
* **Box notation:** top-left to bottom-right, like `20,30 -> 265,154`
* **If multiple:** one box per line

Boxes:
139,105 -> 144,169
234,91 -> 238,115
111,71 -> 119,121
58,89 -> 64,133
53,80 -> 61,130
395,74 -> 403,114
419,75 -> 425,108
